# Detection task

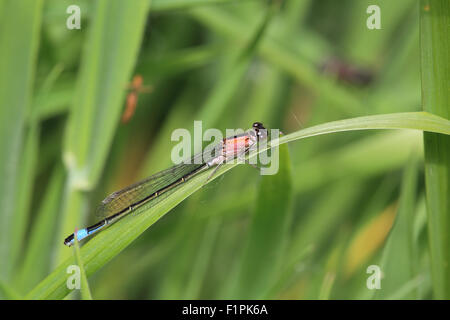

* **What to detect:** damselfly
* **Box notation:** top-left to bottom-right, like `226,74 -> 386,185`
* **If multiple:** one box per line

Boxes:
64,122 -> 268,246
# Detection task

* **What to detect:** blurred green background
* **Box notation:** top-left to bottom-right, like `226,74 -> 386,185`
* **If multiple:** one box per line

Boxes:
0,0 -> 449,300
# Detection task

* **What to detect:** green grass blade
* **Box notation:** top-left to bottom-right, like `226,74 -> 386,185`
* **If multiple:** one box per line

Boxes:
11,122 -> 39,270
12,64 -> 64,275
31,64 -> 68,121
293,130 -> 422,194
183,218 -> 222,299
278,112 -> 450,146
16,166 -> 65,292
27,164 -> 236,299
73,235 -> 93,300
0,279 -> 22,300
63,0 -> 150,189
230,143 -> 293,299
34,84 -> 73,121
373,156 -> 419,299
206,121 -> 424,224
385,276 -> 426,300
26,111 -> 449,299
0,0 -> 43,281
318,272 -> 336,300
157,212 -> 219,299
288,179 -> 365,266
57,0 -> 150,262
420,0 -> 450,299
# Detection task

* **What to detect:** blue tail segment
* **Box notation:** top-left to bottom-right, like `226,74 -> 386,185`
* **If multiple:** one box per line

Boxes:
64,228 -> 88,247
64,222 -> 107,247
76,228 -> 89,241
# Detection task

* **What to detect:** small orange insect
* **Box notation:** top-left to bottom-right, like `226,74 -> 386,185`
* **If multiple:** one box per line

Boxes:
121,75 -> 152,124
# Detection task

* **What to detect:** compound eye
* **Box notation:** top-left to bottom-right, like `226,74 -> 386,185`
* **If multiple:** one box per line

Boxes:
252,122 -> 264,130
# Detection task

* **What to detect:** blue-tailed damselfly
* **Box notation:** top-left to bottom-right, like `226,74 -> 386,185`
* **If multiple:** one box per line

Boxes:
64,122 -> 267,246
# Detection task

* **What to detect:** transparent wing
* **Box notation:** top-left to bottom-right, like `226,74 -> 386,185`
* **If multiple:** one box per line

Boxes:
95,152 -> 207,219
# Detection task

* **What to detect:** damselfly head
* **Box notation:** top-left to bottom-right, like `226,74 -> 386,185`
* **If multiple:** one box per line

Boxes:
252,122 -> 267,141
252,122 -> 265,130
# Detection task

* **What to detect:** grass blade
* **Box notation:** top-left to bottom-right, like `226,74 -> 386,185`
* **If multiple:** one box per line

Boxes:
0,279 -> 22,300
11,121 -> 39,269
373,156 -> 419,299
26,111 -> 449,299
230,143 -> 293,299
63,0 -> 150,188
57,0 -> 151,262
420,0 -> 450,299
73,235 -> 93,300
278,112 -> 450,146
16,166 -> 65,292
0,0 -> 43,282
12,64 -> 64,276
